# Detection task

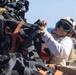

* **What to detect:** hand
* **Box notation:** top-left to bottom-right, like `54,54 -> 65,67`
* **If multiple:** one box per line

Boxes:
40,20 -> 48,35
41,20 -> 48,27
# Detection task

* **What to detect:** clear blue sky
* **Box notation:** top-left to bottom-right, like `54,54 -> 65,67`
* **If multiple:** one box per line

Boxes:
25,0 -> 76,28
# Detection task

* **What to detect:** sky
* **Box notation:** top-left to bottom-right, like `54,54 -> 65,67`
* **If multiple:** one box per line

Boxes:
25,0 -> 76,28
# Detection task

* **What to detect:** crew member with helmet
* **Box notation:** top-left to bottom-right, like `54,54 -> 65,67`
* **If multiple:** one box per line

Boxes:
40,17 -> 76,66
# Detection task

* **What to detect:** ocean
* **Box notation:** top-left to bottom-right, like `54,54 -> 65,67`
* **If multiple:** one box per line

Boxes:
46,27 -> 53,33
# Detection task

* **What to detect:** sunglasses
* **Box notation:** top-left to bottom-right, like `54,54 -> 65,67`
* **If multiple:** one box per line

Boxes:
56,20 -> 72,32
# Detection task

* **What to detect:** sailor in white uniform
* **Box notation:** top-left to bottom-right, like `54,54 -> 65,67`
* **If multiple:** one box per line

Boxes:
40,17 -> 76,66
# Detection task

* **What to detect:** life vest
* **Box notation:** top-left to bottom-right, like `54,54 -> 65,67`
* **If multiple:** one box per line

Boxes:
66,43 -> 76,66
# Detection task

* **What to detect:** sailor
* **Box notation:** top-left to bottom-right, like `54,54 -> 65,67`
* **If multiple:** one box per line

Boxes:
40,17 -> 76,66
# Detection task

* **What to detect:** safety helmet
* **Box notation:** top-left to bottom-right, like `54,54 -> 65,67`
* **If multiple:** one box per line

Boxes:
56,17 -> 76,35
60,17 -> 76,30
